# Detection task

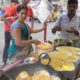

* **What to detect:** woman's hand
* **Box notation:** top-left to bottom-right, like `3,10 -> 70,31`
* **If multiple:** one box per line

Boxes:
31,39 -> 41,45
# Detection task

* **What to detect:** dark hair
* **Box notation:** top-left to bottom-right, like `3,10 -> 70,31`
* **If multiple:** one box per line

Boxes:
17,5 -> 27,13
10,0 -> 19,3
68,0 -> 78,5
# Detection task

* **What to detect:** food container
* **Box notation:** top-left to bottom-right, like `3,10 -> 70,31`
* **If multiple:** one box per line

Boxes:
0,63 -> 61,80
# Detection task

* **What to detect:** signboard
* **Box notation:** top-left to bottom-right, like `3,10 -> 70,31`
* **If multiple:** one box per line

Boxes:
36,0 -> 53,23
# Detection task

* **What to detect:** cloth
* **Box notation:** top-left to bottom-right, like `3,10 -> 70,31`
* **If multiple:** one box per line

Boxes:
9,45 -> 32,63
8,20 -> 30,59
54,13 -> 80,40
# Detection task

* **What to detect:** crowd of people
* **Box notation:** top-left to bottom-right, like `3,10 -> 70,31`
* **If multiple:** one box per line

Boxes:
0,0 -> 80,67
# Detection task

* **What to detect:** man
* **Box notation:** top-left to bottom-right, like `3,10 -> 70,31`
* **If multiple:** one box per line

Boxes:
0,0 -> 34,66
52,0 -> 80,41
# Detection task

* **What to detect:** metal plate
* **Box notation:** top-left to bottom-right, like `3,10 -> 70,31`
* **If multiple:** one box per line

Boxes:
0,63 -> 59,80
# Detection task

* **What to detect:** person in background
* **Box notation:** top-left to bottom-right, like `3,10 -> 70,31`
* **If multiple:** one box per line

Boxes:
8,5 -> 47,62
21,0 -> 34,27
0,0 -> 19,66
52,0 -> 80,42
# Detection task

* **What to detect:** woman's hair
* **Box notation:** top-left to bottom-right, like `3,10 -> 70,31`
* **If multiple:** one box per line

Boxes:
68,0 -> 78,5
17,5 -> 27,13
10,0 -> 19,3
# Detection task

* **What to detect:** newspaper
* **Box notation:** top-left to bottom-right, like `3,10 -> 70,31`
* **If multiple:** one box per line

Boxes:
36,0 -> 53,23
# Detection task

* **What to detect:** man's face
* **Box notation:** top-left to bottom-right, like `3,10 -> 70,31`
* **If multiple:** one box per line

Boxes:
22,0 -> 30,5
67,3 -> 78,15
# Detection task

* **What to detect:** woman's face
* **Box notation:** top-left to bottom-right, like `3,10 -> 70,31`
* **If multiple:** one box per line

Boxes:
67,3 -> 78,15
18,9 -> 27,22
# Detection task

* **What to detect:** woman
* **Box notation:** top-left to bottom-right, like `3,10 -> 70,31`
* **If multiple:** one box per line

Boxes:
8,5 -> 47,61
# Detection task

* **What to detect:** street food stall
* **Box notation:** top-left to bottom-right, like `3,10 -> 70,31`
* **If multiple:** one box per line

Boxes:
0,0 -> 80,80
0,41 -> 80,80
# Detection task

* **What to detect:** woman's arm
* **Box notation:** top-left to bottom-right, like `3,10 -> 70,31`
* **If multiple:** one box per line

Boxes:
13,28 -> 41,47
29,22 -> 47,33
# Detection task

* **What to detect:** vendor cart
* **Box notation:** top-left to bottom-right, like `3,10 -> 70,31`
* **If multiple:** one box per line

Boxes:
0,43 -> 80,80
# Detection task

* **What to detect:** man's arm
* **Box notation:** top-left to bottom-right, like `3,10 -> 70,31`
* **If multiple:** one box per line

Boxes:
1,13 -> 11,26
